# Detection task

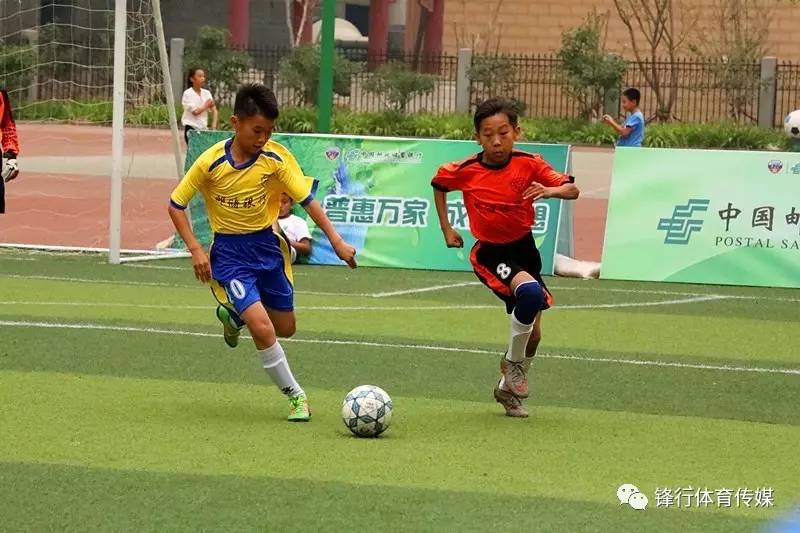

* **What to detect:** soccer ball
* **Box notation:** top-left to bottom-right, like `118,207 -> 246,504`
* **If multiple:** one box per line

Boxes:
341,385 -> 393,438
784,110 -> 800,138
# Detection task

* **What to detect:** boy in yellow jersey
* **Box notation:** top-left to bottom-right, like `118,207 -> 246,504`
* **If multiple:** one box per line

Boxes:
168,84 -> 357,422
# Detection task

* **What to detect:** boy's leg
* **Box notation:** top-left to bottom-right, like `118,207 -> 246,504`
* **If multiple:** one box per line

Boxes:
266,308 -> 296,338
239,301 -> 310,421
498,272 -> 545,398
211,280 -> 244,348
524,311 -> 542,366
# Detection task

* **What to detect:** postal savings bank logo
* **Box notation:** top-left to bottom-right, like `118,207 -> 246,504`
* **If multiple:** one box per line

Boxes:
657,199 -> 711,245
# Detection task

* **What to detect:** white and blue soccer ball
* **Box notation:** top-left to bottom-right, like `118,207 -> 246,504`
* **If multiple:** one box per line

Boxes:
341,385 -> 393,438
784,110 -> 800,138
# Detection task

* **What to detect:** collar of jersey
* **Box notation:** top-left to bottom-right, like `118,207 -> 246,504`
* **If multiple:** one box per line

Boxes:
224,138 -> 263,170
477,151 -> 513,170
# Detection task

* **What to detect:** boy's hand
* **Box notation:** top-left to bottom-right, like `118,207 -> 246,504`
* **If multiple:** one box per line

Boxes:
190,247 -> 212,283
333,239 -> 357,269
523,183 -> 550,201
442,227 -> 464,248
206,99 -> 215,109
602,114 -> 614,124
2,158 -> 19,182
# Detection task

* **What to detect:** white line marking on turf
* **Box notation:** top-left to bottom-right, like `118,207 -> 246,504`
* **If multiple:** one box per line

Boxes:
121,264 -> 185,271
0,300 -> 495,311
1,319 -> 798,376
119,264 -> 309,276
3,273 -> 798,304
370,281 -> 482,298
0,296 -> 727,311
1,274 -> 187,288
559,295 -> 730,309
552,285 -> 800,303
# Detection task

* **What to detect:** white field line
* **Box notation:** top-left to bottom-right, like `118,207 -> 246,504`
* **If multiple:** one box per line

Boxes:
2,273 -> 798,303
0,295 -> 725,311
1,319 -> 798,376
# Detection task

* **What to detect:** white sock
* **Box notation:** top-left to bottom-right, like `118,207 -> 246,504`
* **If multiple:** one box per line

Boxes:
506,313 -> 534,363
258,341 -> 304,397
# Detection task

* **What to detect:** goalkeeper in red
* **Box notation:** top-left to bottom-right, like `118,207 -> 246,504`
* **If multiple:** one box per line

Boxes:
431,98 -> 579,418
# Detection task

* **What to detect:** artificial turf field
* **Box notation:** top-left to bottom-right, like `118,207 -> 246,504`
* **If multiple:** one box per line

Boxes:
0,248 -> 798,532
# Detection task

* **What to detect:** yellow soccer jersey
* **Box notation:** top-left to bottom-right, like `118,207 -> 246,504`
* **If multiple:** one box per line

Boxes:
170,138 -> 317,234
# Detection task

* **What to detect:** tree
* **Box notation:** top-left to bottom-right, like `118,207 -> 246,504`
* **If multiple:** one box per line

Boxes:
689,0 -> 772,121
285,0 -> 318,48
362,62 -> 436,113
557,10 -> 626,119
452,0 -> 505,54
184,26 -> 251,105
612,0 -> 698,121
277,45 -> 359,106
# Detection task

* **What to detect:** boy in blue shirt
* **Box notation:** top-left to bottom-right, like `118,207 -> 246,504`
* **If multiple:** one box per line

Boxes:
603,88 -> 645,147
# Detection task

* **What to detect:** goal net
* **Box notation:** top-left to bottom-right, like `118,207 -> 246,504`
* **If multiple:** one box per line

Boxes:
0,0 -> 184,262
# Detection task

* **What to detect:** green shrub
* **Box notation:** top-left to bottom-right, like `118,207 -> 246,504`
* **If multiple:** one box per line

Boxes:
277,45 -> 360,106
362,62 -> 436,113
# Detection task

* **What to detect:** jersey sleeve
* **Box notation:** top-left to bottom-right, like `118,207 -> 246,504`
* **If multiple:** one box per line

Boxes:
0,90 -> 20,157
624,113 -> 643,130
170,157 -> 206,209
529,155 -> 573,188
431,161 -> 463,192
275,149 -> 316,205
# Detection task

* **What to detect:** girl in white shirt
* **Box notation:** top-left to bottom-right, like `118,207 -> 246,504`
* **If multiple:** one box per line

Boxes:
181,68 -> 218,144
277,193 -> 313,263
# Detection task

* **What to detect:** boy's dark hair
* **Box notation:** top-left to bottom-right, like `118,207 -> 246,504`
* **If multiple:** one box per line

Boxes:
473,97 -> 519,131
186,67 -> 203,88
622,87 -> 641,104
234,83 -> 279,120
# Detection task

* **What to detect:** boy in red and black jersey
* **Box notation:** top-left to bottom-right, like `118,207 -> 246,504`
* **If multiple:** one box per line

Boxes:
431,98 -> 580,418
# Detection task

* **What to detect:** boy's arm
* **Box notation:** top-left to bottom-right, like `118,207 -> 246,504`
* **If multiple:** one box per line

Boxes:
168,204 -> 211,282
302,199 -> 357,268
168,158 -> 210,281
522,156 -> 580,201
602,114 -> 632,137
211,106 -> 219,129
291,238 -> 312,256
433,188 -> 463,248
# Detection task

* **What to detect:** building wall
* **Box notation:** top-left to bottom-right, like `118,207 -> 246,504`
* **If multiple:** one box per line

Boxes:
160,0 -> 290,48
442,0 -> 800,60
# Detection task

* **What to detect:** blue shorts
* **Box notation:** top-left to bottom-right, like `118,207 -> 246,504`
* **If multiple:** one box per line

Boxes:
209,227 -> 295,315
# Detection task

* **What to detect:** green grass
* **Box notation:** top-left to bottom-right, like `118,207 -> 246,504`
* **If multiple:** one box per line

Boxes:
0,249 -> 799,531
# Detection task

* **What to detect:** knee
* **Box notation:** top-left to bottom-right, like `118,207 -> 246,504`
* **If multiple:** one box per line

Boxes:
275,320 -> 296,338
248,317 -> 276,345
513,281 -> 545,324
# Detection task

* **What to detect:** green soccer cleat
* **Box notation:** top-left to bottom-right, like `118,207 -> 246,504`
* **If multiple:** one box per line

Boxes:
288,394 -> 311,422
215,305 -> 241,348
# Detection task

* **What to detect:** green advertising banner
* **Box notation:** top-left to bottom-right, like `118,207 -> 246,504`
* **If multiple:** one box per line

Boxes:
602,147 -> 800,288
183,132 -> 571,273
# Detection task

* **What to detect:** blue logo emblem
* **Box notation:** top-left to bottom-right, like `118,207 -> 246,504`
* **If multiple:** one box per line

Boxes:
657,199 -> 711,244
768,160 -> 783,174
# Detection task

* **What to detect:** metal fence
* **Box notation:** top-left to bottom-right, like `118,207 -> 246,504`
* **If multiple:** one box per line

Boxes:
212,47 -> 797,126
7,38 -> 799,126
212,46 -> 459,114
777,61 -> 800,125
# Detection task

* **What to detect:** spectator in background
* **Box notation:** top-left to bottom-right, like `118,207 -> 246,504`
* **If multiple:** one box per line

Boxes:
0,87 -> 20,214
603,88 -> 645,147
277,193 -> 312,263
181,67 -> 218,145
